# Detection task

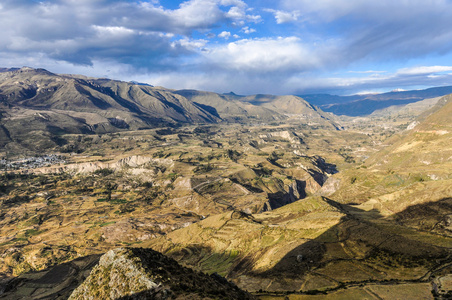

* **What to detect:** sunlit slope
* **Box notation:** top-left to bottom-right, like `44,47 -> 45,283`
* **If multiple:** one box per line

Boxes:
145,95 -> 452,295
331,94 -> 452,215
175,90 -> 284,122
367,93 -> 452,171
176,90 -> 340,128
146,196 -> 451,293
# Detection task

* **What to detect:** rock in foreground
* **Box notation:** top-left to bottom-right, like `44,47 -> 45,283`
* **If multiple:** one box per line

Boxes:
69,247 -> 254,300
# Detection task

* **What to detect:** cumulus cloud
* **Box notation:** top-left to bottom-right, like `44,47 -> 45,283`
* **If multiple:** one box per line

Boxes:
0,0 -> 259,69
218,31 -> 231,39
265,9 -> 299,24
219,0 -> 247,8
241,26 -> 256,34
2,0 -> 452,95
203,37 -> 321,73
173,38 -> 208,51
169,0 -> 224,30
226,6 -> 245,19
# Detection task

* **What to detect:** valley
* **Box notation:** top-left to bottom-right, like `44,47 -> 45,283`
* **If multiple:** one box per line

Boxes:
0,68 -> 451,299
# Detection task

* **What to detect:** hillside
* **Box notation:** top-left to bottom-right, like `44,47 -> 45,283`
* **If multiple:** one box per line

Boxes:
0,68 -> 450,299
0,67 -> 342,156
0,67 -> 220,154
236,94 -> 341,129
327,94 -> 452,216
177,90 -> 340,129
175,90 -> 283,123
143,93 -> 452,298
365,93 -> 452,171
146,196 -> 451,297
0,248 -> 254,299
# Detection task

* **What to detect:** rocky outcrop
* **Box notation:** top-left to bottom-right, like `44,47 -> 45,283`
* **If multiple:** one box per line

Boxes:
33,155 -> 174,175
262,155 -> 338,211
316,176 -> 341,196
259,131 -> 303,145
69,247 -> 254,300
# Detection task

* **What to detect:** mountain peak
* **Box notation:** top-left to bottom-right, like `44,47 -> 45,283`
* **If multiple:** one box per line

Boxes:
69,247 -> 254,300
19,66 -> 35,71
12,66 -> 56,76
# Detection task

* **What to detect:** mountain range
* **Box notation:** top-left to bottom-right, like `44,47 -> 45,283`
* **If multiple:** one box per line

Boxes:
0,67 -> 340,154
301,86 -> 452,116
144,90 -> 452,296
0,67 -> 451,299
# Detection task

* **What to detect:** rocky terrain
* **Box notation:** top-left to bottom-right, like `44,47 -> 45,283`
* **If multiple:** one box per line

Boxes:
0,68 -> 451,299
0,254 -> 101,299
0,124 -> 346,280
143,93 -> 452,298
0,67 -> 337,157
0,247 -> 254,300
69,247 -> 254,300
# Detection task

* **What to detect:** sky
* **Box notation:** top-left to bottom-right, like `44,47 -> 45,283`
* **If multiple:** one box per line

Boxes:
2,0 -> 452,95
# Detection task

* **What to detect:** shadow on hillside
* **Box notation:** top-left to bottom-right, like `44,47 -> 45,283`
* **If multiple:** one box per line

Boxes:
253,197 -> 451,283
2,198 -> 451,298
115,277 -> 255,300
392,197 -> 452,234
0,254 -> 101,299
165,199 -> 386,282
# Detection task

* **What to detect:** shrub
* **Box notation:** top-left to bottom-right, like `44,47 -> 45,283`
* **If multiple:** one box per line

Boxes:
93,168 -> 114,176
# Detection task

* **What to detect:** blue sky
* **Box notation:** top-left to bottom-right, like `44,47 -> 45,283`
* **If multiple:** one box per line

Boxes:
2,0 -> 452,95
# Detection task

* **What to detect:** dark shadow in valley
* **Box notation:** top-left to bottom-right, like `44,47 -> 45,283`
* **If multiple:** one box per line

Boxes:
392,197 -> 452,235
253,197 -> 451,286
2,198 -> 451,298
0,254 -> 101,299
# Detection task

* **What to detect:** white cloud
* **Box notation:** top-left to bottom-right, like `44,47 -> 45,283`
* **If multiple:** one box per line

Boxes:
203,37 -> 321,73
218,31 -> 231,39
170,0 -> 224,29
226,6 -> 245,19
173,38 -> 208,51
246,14 -> 262,23
396,66 -> 452,75
274,10 -> 299,24
0,0 -> 264,69
92,25 -> 135,37
265,9 -> 299,24
241,26 -> 256,34
219,0 -> 247,8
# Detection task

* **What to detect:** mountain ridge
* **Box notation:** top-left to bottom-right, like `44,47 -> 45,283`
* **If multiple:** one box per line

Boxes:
0,67 -> 339,154
301,85 -> 452,116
